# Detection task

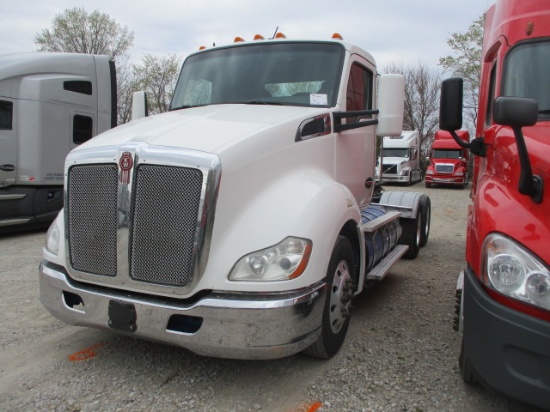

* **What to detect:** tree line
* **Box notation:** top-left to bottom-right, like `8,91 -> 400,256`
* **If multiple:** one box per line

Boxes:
35,7 -> 484,148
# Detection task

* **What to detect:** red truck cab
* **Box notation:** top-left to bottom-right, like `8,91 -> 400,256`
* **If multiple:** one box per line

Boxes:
440,0 -> 550,409
425,130 -> 469,188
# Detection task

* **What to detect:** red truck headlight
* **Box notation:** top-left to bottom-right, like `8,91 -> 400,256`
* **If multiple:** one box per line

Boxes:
482,233 -> 550,310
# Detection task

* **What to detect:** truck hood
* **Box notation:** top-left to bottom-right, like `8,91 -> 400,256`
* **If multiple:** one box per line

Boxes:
77,104 -> 325,153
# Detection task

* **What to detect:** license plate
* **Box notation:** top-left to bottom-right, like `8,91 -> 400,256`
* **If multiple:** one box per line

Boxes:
108,300 -> 137,333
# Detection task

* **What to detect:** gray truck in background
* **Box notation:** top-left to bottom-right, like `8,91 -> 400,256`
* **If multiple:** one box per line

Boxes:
0,52 -> 116,231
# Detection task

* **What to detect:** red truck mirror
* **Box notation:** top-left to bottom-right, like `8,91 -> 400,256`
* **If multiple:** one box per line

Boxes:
493,96 -> 542,202
439,77 -> 463,132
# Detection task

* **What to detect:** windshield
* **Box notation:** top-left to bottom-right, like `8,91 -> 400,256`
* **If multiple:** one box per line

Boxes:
383,148 -> 409,158
170,42 -> 344,109
433,149 -> 462,159
502,40 -> 550,118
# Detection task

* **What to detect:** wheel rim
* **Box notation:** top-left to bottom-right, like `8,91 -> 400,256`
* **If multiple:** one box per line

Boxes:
329,260 -> 353,334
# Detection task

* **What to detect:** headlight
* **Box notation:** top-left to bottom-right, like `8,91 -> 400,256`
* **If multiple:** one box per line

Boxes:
426,170 -> 434,175
454,171 -> 464,176
482,233 -> 550,310
229,237 -> 312,281
45,221 -> 60,256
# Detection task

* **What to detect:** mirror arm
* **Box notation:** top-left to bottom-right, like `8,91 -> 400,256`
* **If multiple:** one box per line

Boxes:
512,127 -> 544,203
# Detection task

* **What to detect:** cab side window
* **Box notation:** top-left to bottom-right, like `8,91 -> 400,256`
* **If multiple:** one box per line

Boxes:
0,100 -> 13,130
346,63 -> 373,113
73,115 -> 93,144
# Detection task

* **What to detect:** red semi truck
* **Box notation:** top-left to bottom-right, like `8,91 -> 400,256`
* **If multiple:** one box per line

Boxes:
425,130 -> 469,188
440,0 -> 550,408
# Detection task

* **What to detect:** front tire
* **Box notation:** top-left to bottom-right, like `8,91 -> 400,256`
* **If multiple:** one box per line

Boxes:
303,236 -> 355,359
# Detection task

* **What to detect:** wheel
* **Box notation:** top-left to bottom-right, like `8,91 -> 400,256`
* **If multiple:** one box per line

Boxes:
399,210 -> 421,259
425,182 -> 432,188
303,236 -> 355,359
419,195 -> 430,247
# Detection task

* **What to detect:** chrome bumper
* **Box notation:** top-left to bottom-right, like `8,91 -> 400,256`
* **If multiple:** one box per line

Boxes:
39,261 -> 326,360
382,175 -> 409,182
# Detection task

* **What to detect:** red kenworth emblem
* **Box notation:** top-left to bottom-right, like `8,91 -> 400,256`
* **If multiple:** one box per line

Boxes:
119,152 -> 133,184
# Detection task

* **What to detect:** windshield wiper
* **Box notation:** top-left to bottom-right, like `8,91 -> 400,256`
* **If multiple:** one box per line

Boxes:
170,105 -> 199,111
241,100 -> 284,106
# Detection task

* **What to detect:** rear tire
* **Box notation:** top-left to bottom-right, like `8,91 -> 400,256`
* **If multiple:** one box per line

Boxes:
400,209 -> 421,259
303,236 -> 355,359
419,195 -> 430,247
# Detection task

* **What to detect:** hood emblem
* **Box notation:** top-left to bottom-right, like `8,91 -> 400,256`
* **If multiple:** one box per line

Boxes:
119,152 -> 134,184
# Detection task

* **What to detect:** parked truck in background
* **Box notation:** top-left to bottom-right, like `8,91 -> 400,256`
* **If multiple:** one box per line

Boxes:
0,53 -> 117,232
440,0 -> 550,408
425,130 -> 469,188
39,34 -> 431,360
380,130 -> 423,184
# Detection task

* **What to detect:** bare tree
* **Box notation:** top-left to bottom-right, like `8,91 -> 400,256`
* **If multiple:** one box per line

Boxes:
439,14 -> 485,133
116,56 -> 139,124
384,61 -> 441,150
35,8 -> 134,60
132,54 -> 181,115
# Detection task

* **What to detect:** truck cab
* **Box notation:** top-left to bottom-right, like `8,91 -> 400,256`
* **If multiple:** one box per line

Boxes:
0,53 -> 116,231
39,34 -> 431,360
380,130 -> 422,184
440,0 -> 550,408
425,130 -> 469,188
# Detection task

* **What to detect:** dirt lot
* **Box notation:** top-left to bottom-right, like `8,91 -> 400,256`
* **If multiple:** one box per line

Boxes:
0,183 -> 540,411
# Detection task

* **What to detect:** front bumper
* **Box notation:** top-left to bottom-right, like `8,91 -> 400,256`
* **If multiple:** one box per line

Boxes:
39,260 -> 326,360
381,174 -> 409,183
425,175 -> 465,185
462,267 -> 550,409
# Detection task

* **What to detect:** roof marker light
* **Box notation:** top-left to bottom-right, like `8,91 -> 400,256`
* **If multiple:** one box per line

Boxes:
199,46 -> 206,50
254,34 -> 265,40
332,33 -> 344,40
274,32 -> 287,39
234,36 -> 245,43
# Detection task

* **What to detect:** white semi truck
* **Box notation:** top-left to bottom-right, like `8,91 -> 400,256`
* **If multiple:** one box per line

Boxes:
39,34 -> 431,360
381,130 -> 423,184
0,53 -> 116,231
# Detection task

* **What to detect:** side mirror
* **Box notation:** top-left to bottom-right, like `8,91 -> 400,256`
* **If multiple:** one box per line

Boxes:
376,74 -> 405,137
132,91 -> 148,120
493,96 -> 542,202
493,96 -> 538,128
439,77 -> 463,131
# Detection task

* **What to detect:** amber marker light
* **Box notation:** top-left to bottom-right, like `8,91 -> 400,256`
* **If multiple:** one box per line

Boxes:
253,34 -> 265,40
332,33 -> 344,40
289,242 -> 312,280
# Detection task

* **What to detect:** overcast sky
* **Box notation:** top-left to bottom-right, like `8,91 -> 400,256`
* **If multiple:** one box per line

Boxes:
1,0 -> 492,73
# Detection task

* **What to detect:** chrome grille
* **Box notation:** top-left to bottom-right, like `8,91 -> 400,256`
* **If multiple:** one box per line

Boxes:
435,164 -> 454,174
382,164 -> 397,173
67,164 -> 118,276
130,165 -> 203,286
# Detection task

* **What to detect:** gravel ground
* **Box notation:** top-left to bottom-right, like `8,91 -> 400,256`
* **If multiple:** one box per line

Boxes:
0,183 -> 543,412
